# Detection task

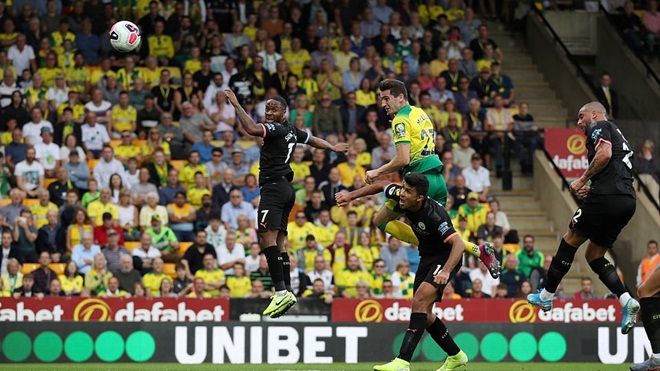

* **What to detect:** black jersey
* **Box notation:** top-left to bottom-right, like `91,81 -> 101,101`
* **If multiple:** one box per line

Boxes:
258,120 -> 310,184
384,184 -> 459,259
585,121 -> 635,197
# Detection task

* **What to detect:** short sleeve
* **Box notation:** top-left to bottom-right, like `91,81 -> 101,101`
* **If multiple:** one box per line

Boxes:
391,116 -> 411,145
262,122 -> 287,139
437,218 -> 458,243
383,184 -> 402,202
295,128 -> 310,144
590,122 -> 613,149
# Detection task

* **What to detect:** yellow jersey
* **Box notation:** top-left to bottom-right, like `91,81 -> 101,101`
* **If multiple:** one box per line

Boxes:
90,69 -> 117,85
299,78 -> 319,102
349,245 -> 380,271
283,50 -> 311,78
336,163 -> 365,188
289,161 -> 310,190
24,86 -> 49,107
111,105 -> 137,133
226,276 -> 252,298
300,248 -> 332,273
183,60 -> 201,75
187,291 -> 212,298
370,272 -> 391,296
58,274 -> 83,293
314,224 -> 339,249
179,164 -> 207,190
114,144 -> 141,160
143,272 -> 168,296
391,105 -> 443,175
30,202 -> 58,228
117,68 -> 143,90
356,90 -> 377,107
287,221 -> 317,251
187,187 -> 210,210
194,268 -> 226,297
147,35 -> 175,59
167,202 -> 196,221
141,68 -> 160,88
50,31 -> 76,55
335,268 -> 371,298
57,102 -> 85,121
87,201 -> 119,226
37,67 -> 63,88
66,67 -> 91,93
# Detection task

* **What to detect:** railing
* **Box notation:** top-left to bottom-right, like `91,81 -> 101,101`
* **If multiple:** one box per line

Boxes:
599,4 -> 660,87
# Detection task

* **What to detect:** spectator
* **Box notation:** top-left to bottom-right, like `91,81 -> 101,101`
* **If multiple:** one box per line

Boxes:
102,230 -> 130,273
181,229 -> 217,279
194,253 -> 225,297
159,169 -> 186,207
145,214 -> 179,261
206,148 -> 228,188
132,232 -> 161,273
204,213 -> 227,250
30,188 -> 58,229
93,146 -> 124,189
516,235 -> 544,278
13,273 -> 43,299
216,233 -> 245,276
318,168 -> 348,208
142,257 -> 168,296
179,151 -> 207,191
452,133 -> 477,170
469,278 -> 490,298
34,127 -> 61,178
529,255 -> 552,292
488,199 -> 514,241
6,128 -> 28,173
168,192 -> 196,242
139,192 -> 169,229
618,1 -> 643,53
487,63 -> 515,106
47,167 -> 72,207
227,148 -> 250,184
112,253 -> 142,294
87,187 -> 118,227
157,278 -> 177,298
517,280 -> 533,298
244,277 -> 271,298
35,209 -> 65,261
58,260 -> 82,296
66,207 -> 92,253
499,254 -> 525,298
211,168 -> 236,210
221,189 -> 255,231
391,260 -> 416,299
379,236 -> 409,275
81,179 -> 100,208
172,262 -> 192,295
100,276 -> 131,298
486,95 -> 514,175
469,261 -> 500,297
2,257 -> 23,294
30,251 -> 57,293
337,150 -> 365,188
235,214 -> 257,247
48,278 -> 64,296
226,262 -> 252,298
637,240 -> 660,286
306,253 -> 334,292
71,231 -> 101,274
1,189 -> 28,228
244,242 -> 261,274
458,192 -> 487,237
336,254 -> 371,298
371,133 -> 396,170
314,210 -> 341,249
14,210 -> 38,263
93,212 -> 124,248
462,153 -> 490,201
476,212 -> 503,245
15,146 -> 45,198
312,92 -> 343,138
634,139 -> 660,203
574,276 -> 598,299
83,252 -> 112,296
470,24 -> 502,61
0,229 -> 20,275
81,112 -> 110,158
302,277 -> 335,302
64,150 -> 90,191
512,102 -> 538,174
643,0 -> 660,58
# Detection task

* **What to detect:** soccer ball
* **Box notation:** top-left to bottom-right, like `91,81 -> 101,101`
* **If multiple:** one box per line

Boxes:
109,21 -> 141,53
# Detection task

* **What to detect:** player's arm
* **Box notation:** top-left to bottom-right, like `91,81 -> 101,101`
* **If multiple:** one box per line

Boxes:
435,233 -> 466,285
569,132 -> 612,194
365,143 -> 410,184
306,135 -> 349,153
335,180 -> 390,206
223,89 -> 264,137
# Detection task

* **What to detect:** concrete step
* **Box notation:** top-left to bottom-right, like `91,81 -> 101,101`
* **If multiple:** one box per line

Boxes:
508,217 -> 555,231
489,176 -> 534,191
497,198 -> 543,211
535,120 -> 567,128
517,228 -> 559,239
505,63 -> 539,71
507,210 -> 547,217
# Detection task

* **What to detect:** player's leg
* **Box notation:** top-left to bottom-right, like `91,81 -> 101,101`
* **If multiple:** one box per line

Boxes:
375,202 -> 420,245
631,270 -> 660,370
278,189 -> 296,293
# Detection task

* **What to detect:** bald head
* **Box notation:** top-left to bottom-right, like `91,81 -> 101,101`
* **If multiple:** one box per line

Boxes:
580,101 -> 607,116
577,101 -> 608,131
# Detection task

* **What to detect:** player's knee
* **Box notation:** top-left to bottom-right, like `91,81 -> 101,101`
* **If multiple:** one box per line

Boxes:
411,295 -> 432,312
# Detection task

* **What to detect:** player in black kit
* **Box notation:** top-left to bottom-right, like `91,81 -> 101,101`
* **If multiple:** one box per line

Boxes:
374,173 -> 468,371
528,101 -> 639,334
224,89 -> 348,318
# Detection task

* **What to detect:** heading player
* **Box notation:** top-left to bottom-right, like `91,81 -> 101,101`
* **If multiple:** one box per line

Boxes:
225,89 -> 348,318
337,78 -> 500,279
528,101 -> 639,334
374,173 -> 468,371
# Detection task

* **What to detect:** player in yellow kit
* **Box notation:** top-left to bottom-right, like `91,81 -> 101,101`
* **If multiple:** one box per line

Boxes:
337,79 -> 500,279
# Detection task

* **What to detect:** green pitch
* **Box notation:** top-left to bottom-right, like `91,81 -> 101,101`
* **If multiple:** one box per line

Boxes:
1,363 -> 628,371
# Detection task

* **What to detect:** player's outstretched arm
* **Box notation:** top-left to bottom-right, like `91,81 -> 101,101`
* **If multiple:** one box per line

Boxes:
434,234 -> 466,285
306,135 -> 349,153
335,180 -> 390,206
569,141 -> 612,194
365,143 -> 410,184
224,89 -> 264,137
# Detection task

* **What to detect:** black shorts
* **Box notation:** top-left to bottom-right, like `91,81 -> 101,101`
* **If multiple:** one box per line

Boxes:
568,193 -> 636,248
258,177 -> 295,233
414,255 -> 461,302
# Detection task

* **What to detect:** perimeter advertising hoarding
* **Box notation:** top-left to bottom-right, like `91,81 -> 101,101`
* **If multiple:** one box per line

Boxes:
544,127 -> 589,178
0,322 -> 650,364
331,298 -> 620,324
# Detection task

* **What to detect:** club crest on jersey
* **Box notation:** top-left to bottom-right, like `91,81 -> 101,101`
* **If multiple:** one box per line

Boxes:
417,222 -> 426,230
394,123 -> 406,139
591,128 -> 602,145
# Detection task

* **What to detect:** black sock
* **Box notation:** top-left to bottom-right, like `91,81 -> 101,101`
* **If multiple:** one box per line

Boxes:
281,252 -> 292,292
545,239 -> 577,293
398,312 -> 427,362
589,257 -> 627,297
426,317 -> 460,356
641,297 -> 660,354
263,246 -> 286,291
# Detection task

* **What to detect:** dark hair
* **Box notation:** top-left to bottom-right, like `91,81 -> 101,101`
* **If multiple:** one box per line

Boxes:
403,172 -> 429,197
175,191 -> 186,198
212,147 -> 223,155
269,95 -> 288,110
379,79 -> 408,101
346,210 -> 357,217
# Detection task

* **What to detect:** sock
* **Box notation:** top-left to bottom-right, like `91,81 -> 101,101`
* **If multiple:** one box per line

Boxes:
545,239 -> 577,293
426,317 -> 460,356
464,240 -> 480,258
263,246 -> 286,292
398,312 -> 427,362
588,257 -> 627,297
381,220 -> 420,245
619,292 -> 633,308
281,252 -> 292,292
539,288 -> 554,301
641,298 -> 660,354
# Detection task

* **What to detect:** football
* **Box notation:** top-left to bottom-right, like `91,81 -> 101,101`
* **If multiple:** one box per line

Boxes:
109,20 -> 141,53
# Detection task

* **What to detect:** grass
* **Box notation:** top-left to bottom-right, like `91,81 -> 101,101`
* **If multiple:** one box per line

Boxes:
1,363 -> 628,371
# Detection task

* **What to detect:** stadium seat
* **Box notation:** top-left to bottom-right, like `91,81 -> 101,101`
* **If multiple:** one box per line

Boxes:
179,241 -> 193,254
124,241 -> 140,252
504,243 -> 520,254
109,139 -> 122,148
163,263 -> 177,278
1,199 -> 10,207
88,159 -> 99,173
23,198 -> 39,208
44,178 -> 56,188
210,140 -> 224,148
49,263 -> 66,276
170,160 -> 187,171
21,263 -> 39,274
133,139 -> 146,148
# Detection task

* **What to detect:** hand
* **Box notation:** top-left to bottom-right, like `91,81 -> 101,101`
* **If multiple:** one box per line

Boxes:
569,178 -> 587,195
335,191 -> 352,207
333,142 -> 349,153
223,89 -> 239,106
83,259 -> 92,265
434,271 -> 450,285
576,185 -> 590,199
365,169 -> 380,184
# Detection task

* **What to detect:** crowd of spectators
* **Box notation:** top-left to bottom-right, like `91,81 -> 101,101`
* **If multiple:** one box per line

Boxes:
0,0 -> 548,300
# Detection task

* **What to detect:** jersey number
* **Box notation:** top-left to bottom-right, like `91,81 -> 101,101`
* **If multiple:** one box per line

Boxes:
420,128 -> 436,156
616,129 -> 634,169
260,210 -> 269,223
284,143 -> 295,163
433,264 -> 443,275
572,208 -> 582,225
